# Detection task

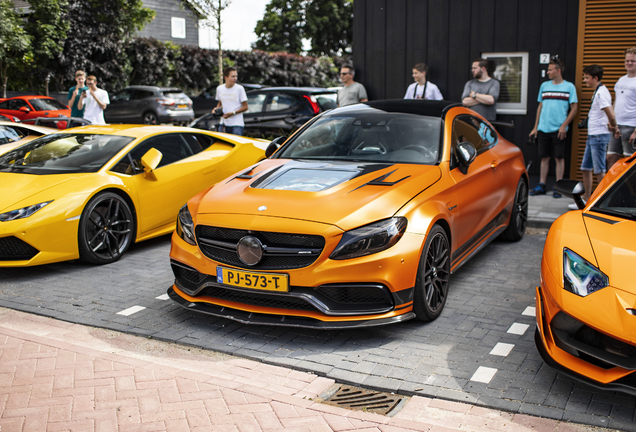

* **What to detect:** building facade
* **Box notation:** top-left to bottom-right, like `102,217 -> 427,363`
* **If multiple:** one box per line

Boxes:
139,0 -> 201,47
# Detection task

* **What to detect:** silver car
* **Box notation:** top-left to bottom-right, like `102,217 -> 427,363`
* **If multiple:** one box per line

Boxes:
104,85 -> 194,125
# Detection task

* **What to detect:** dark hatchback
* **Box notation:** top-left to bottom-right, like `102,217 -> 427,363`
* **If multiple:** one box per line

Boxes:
104,85 -> 194,125
190,87 -> 337,138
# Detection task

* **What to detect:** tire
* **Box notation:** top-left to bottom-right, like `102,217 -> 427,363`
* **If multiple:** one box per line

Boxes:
78,192 -> 134,265
413,225 -> 451,322
143,111 -> 158,125
500,178 -> 528,242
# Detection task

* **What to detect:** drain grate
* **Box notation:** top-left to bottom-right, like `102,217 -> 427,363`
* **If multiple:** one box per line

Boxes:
318,384 -> 409,416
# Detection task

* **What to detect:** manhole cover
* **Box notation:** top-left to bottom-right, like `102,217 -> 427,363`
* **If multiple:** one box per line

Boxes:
318,384 -> 409,416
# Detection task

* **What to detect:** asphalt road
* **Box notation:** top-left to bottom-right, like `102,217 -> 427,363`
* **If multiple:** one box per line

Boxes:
0,230 -> 634,431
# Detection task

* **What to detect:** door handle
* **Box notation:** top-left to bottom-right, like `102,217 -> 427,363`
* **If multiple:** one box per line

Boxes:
491,160 -> 499,170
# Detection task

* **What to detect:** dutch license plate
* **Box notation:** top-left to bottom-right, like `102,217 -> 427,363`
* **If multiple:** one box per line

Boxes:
216,266 -> 288,292
178,104 -> 187,109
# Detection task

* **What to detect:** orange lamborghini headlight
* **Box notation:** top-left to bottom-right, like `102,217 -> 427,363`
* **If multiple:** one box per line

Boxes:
563,248 -> 609,297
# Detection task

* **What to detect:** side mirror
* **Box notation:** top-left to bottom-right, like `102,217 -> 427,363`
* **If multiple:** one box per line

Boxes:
19,106 -> 31,113
265,136 -> 286,158
140,147 -> 162,178
555,179 -> 586,209
456,141 -> 477,174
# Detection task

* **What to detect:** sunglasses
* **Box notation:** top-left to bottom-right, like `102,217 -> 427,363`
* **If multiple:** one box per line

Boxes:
340,72 -> 351,76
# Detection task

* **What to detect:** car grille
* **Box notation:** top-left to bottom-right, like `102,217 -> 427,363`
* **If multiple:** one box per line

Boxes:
198,286 -> 319,312
317,285 -> 393,305
551,311 -> 636,370
0,236 -> 39,261
195,225 -> 325,270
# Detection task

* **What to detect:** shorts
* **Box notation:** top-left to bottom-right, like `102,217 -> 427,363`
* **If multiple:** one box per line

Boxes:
537,131 -> 566,159
222,125 -> 244,136
607,125 -> 636,156
581,133 -> 610,174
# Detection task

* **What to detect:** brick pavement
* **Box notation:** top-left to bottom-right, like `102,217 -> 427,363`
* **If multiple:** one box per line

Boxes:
0,308 -> 606,431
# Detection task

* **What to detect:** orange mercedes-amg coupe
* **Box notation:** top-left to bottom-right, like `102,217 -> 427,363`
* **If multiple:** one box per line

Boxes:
536,155 -> 636,395
168,100 -> 528,328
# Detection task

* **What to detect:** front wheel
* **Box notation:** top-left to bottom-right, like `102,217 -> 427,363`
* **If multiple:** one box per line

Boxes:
413,225 -> 451,322
500,178 -> 528,242
78,192 -> 134,264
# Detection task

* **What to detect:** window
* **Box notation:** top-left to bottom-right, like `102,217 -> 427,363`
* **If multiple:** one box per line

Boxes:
452,115 -> 497,156
171,17 -> 186,39
112,134 -> 193,175
132,90 -> 154,100
29,98 -> 68,111
482,52 -> 529,115
112,90 -> 133,102
247,93 -> 267,113
265,93 -> 297,112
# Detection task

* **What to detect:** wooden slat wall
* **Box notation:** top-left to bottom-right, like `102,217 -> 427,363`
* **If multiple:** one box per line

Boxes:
571,0 -> 636,181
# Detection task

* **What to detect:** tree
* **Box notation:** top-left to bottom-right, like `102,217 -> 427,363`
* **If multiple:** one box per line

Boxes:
48,0 -> 154,92
305,0 -> 352,56
197,0 -> 232,84
252,0 -> 353,56
23,0 -> 69,94
252,0 -> 304,54
0,0 -> 31,97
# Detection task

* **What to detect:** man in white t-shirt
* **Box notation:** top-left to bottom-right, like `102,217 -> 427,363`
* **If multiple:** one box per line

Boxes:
607,46 -> 636,169
79,75 -> 109,125
572,64 -> 617,208
215,67 -> 248,135
404,63 -> 443,100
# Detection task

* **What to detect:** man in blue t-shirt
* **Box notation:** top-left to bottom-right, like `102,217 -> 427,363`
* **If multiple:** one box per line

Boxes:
529,58 -> 578,197
67,70 -> 89,121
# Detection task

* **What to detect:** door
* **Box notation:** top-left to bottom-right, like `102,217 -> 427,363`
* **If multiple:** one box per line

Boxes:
448,114 -> 505,259
125,133 -> 220,233
105,89 -> 134,122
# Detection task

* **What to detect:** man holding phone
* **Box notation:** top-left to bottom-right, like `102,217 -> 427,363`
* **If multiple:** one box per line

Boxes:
79,75 -> 109,125
67,70 -> 89,120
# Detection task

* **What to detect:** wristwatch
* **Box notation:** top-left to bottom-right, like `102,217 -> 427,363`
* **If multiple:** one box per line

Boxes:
471,92 -> 476,99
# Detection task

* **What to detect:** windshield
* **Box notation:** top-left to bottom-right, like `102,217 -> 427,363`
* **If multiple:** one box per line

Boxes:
0,126 -> 23,144
276,111 -> 442,164
29,98 -> 68,111
0,134 -> 134,175
591,164 -> 636,220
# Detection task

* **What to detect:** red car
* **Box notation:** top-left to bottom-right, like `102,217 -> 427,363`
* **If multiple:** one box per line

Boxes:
0,96 -> 70,129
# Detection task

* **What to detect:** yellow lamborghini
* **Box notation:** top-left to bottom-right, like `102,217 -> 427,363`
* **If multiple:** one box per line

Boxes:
0,125 -> 267,266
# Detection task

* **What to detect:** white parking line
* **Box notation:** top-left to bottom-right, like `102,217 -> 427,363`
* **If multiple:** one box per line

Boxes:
471,366 -> 497,383
117,306 -> 146,316
156,294 -> 170,300
507,323 -> 529,335
522,306 -> 536,317
490,343 -> 515,357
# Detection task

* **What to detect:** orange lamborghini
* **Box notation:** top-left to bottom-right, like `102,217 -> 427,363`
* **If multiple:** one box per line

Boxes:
536,155 -> 636,395
168,100 -> 528,328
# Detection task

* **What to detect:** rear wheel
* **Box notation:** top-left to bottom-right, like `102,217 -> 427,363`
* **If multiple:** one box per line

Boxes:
78,192 -> 134,264
500,178 -> 528,241
413,225 -> 450,322
143,111 -> 158,125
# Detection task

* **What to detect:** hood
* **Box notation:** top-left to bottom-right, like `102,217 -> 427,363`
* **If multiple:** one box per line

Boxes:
0,172 -> 80,212
197,159 -> 441,230
584,214 -> 636,293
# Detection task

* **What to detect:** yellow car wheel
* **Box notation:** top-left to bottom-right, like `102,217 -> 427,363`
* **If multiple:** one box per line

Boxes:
78,192 -> 135,265
413,225 -> 450,321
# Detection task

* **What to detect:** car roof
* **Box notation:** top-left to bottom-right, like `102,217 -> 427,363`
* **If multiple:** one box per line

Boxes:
0,95 -> 57,101
363,99 -> 463,119
246,87 -> 335,94
122,86 -> 183,92
61,124 -> 211,138
0,121 -> 57,133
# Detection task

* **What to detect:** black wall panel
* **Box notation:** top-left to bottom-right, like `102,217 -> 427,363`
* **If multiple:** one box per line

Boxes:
353,0 -> 580,176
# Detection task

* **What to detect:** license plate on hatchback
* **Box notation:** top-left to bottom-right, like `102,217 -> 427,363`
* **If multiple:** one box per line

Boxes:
177,104 -> 187,109
216,266 -> 288,292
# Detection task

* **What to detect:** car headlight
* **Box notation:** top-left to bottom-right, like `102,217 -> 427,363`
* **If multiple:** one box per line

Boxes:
176,204 -> 196,245
0,201 -> 53,222
563,248 -> 608,296
330,217 -> 407,260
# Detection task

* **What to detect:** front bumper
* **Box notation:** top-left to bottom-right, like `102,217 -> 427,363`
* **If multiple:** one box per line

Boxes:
168,216 -> 425,327
535,257 -> 636,394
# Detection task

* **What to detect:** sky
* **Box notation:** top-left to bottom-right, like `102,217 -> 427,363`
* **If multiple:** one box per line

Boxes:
198,0 -> 270,51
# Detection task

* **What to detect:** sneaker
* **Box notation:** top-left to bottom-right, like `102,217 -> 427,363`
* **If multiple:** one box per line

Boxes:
529,183 -> 546,196
568,202 -> 579,210
552,190 -> 562,198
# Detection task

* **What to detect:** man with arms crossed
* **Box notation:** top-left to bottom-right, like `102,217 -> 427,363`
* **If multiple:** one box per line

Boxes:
215,67 -> 248,135
529,57 -> 578,198
607,46 -> 636,169
79,75 -> 110,125
569,64 -> 617,209
337,65 -> 368,107
461,58 -> 499,121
